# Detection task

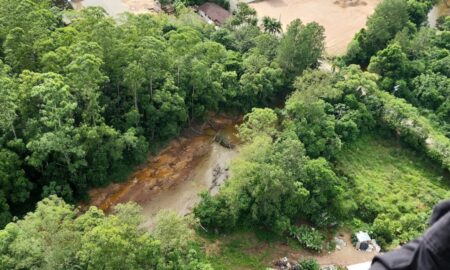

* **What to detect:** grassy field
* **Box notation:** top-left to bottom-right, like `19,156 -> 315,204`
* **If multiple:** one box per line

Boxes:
336,132 -> 450,246
200,230 -> 288,270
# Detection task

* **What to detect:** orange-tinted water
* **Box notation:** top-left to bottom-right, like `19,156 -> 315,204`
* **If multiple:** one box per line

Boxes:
86,115 -> 240,228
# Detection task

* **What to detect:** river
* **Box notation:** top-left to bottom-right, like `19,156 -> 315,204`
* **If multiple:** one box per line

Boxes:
71,0 -> 160,15
86,115 -> 240,228
428,1 -> 450,27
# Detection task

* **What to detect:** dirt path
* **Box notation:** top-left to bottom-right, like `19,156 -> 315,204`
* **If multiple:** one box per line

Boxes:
267,232 -> 375,267
249,0 -> 381,56
310,233 -> 375,266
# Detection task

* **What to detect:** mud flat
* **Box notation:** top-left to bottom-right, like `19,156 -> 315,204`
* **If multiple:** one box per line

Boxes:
87,115 -> 240,228
249,0 -> 381,56
71,0 -> 160,16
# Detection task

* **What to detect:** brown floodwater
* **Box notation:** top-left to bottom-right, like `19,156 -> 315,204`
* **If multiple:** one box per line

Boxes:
86,115 -> 240,229
249,0 -> 382,56
428,1 -> 450,27
71,0 -> 160,16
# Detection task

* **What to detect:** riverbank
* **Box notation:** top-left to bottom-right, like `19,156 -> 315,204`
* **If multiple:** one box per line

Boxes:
86,114 -> 241,228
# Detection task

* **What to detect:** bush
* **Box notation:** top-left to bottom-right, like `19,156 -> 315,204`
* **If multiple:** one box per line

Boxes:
297,258 -> 320,270
193,192 -> 238,231
289,225 -> 325,252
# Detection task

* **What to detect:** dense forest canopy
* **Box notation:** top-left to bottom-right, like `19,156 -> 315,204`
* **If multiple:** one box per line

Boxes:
0,196 -> 213,270
0,0 -> 324,228
1,0 -> 450,268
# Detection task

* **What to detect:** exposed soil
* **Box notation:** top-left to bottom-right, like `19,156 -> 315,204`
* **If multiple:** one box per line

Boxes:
249,0 -> 381,56
123,0 -> 161,13
300,232 -> 375,266
86,114 -> 241,227
206,231 -> 375,268
266,232 -> 375,267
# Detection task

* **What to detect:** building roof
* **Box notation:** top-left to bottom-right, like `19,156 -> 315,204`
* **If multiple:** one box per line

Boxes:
198,2 -> 231,25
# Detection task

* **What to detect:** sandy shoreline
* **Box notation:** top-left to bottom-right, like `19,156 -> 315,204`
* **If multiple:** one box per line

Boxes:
249,0 -> 381,55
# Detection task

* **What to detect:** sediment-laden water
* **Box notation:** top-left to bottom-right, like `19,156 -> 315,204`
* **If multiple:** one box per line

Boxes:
86,116 -> 240,228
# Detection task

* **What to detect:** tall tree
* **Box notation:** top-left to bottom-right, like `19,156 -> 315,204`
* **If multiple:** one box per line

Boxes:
276,19 -> 325,81
261,16 -> 282,35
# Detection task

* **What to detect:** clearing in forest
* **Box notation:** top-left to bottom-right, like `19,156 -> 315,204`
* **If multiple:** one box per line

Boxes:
249,0 -> 381,55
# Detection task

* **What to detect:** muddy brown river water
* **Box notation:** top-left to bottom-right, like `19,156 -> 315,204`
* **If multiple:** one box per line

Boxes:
428,1 -> 450,27
71,0 -> 160,15
86,116 -> 240,228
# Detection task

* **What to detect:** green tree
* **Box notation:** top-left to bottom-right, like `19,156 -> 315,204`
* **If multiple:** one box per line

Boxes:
153,210 -> 194,252
261,16 -> 282,34
285,96 -> 342,159
345,0 -> 409,65
276,19 -> 325,81
228,3 -> 257,28
0,149 -> 32,206
368,43 -> 408,80
0,196 -> 212,269
238,108 -> 278,142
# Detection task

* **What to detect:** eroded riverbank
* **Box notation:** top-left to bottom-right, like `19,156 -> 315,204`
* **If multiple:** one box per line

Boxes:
86,115 -> 240,228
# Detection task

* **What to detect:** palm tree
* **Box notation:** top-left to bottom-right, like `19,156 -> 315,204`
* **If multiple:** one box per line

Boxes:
262,16 -> 282,35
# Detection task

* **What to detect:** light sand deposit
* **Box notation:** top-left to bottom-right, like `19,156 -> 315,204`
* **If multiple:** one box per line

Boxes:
249,0 -> 381,55
123,0 -> 161,13
72,0 -> 160,16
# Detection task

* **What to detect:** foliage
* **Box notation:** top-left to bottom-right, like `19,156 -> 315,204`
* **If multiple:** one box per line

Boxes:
238,108 -> 278,142
276,19 -> 325,81
0,196 -> 212,270
153,209 -> 195,252
0,0 -> 327,225
364,16 -> 450,134
336,133 -> 450,247
344,0 -> 411,65
289,225 -> 325,252
261,16 -> 282,34
201,230 -> 282,270
195,111 -> 352,233
297,258 -> 320,270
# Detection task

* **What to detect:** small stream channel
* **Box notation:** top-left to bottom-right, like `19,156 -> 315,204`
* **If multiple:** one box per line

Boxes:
428,1 -> 450,27
86,116 -> 240,228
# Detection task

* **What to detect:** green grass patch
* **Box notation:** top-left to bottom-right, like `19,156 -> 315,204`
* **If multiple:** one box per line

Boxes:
202,231 -> 277,270
336,132 -> 450,247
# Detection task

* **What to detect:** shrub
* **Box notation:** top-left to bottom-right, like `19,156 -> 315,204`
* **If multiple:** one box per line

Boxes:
297,258 -> 320,270
289,225 -> 325,252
